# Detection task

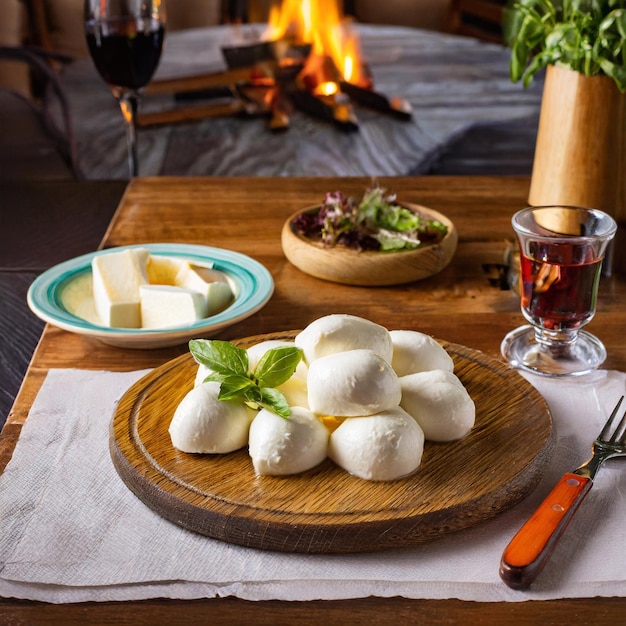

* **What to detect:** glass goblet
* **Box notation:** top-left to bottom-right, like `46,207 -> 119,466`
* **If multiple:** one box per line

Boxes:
501,205 -> 617,377
84,0 -> 166,178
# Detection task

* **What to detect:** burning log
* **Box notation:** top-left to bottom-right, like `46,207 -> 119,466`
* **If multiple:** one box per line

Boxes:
339,81 -> 412,120
290,88 -> 358,131
237,82 -> 291,131
136,100 -> 253,128
145,67 -> 256,96
173,85 -> 235,102
221,41 -> 276,68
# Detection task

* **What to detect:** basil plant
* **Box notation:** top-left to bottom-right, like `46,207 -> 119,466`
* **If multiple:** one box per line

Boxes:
504,0 -> 626,92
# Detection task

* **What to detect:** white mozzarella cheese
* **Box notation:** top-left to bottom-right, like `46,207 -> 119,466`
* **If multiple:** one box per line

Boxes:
91,247 -> 149,328
169,381 -> 253,453
139,284 -> 208,329
389,329 -> 454,376
177,265 -> 233,315
328,407 -> 425,480
248,406 -> 328,475
307,349 -> 401,417
146,256 -> 190,285
194,363 -> 214,387
276,375 -> 309,409
295,314 -> 393,365
400,369 -> 475,441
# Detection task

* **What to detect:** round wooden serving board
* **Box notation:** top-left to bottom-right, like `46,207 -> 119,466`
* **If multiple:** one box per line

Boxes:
110,331 -> 554,554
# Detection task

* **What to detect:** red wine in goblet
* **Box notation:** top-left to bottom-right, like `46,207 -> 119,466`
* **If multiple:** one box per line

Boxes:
502,205 -> 616,376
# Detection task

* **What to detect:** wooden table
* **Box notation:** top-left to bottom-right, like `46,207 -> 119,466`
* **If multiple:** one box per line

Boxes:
0,180 -> 127,423
2,176 -> 625,624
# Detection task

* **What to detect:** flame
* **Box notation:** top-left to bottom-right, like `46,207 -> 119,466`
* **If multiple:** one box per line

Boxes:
317,81 -> 338,96
263,0 -> 368,88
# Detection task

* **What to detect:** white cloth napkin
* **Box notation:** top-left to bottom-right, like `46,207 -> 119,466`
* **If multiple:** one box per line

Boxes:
1,367 -> 625,604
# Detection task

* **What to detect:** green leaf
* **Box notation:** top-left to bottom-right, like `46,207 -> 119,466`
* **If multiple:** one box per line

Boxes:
505,0 -> 626,91
189,339 -> 248,376
251,387 -> 292,418
378,206 -> 419,232
374,229 -> 419,251
253,346 -> 303,388
215,374 -> 255,400
188,340 -> 297,418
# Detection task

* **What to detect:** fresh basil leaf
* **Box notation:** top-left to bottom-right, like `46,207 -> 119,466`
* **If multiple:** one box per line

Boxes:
254,387 -> 291,418
253,346 -> 303,388
216,374 -> 255,400
188,340 -> 298,418
202,371 -> 223,384
189,339 -> 248,376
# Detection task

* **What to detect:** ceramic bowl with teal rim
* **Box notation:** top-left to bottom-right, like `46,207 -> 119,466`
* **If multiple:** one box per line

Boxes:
27,244 -> 274,349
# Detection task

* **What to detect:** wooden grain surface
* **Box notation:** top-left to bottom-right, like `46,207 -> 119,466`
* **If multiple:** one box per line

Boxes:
0,180 -> 127,424
2,175 -> 625,623
529,65 -> 626,224
110,332 -> 552,553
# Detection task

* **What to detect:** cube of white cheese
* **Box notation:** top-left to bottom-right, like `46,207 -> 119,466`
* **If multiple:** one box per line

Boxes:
139,284 -> 209,329
91,248 -> 149,328
146,256 -> 191,285
177,266 -> 233,315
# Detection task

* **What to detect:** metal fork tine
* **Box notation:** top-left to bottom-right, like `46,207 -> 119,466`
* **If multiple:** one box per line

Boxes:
612,409 -> 626,445
598,395 -> 624,441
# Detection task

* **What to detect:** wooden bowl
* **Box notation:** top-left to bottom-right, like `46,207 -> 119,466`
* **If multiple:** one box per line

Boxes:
281,203 -> 458,286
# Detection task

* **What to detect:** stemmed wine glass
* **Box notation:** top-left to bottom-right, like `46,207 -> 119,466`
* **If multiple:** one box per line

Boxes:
84,0 -> 166,178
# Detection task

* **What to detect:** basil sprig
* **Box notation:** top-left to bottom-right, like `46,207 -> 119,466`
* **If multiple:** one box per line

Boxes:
189,339 -> 303,418
504,0 -> 626,92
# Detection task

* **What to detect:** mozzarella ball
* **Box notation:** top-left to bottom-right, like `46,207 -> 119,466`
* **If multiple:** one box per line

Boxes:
277,374 -> 309,409
169,381 -> 252,453
307,349 -> 401,417
247,339 -> 308,379
400,370 -> 475,442
389,329 -> 454,376
295,314 -> 393,365
248,406 -> 329,476
328,407 -> 425,481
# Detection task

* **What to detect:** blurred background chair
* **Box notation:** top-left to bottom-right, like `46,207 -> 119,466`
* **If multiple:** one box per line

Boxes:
0,0 -> 231,181
350,0 -> 453,33
442,0 -> 507,43
20,0 -> 227,60
17,0 -> 460,65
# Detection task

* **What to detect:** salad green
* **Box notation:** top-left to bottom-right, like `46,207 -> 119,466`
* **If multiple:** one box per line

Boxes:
293,187 -> 448,252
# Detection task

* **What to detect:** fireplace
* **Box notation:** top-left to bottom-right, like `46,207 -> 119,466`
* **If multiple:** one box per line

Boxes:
142,0 -> 411,131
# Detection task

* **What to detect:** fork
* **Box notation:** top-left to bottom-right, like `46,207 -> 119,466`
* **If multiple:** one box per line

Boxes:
499,395 -> 626,590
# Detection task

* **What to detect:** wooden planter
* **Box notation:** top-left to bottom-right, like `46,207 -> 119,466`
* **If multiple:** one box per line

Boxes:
529,64 -> 625,216
528,64 -> 626,272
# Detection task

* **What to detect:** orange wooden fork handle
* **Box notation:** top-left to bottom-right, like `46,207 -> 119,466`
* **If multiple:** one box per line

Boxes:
499,472 -> 592,590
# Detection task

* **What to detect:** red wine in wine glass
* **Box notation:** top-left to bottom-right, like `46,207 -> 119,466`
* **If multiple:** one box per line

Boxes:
84,2 -> 166,178
85,17 -> 164,90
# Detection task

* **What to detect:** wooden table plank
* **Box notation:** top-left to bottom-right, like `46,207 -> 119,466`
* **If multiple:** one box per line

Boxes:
1,175 -> 625,623
0,181 -> 128,425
